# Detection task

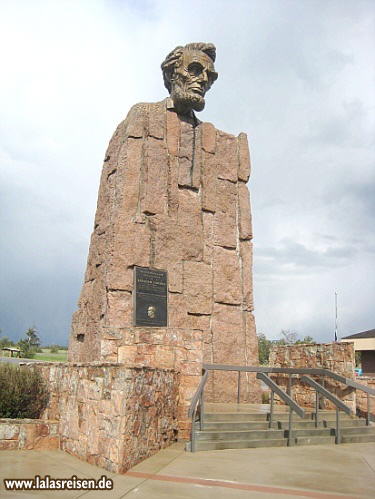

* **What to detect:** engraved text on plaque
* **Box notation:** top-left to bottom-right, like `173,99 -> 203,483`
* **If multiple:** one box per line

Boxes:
134,266 -> 168,327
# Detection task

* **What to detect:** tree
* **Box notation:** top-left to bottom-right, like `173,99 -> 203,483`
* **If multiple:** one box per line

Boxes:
258,333 -> 272,365
279,330 -> 316,345
17,327 -> 40,358
25,327 -> 40,348
280,329 -> 298,344
295,335 -> 316,345
258,331 -> 317,365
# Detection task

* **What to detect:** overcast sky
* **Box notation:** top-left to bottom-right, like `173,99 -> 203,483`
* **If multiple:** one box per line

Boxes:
1,0 -> 374,346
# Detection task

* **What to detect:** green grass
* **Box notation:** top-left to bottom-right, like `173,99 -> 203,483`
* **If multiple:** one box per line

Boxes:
33,349 -> 68,362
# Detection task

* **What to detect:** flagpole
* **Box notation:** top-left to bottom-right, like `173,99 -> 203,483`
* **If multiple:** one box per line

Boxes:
334,291 -> 338,342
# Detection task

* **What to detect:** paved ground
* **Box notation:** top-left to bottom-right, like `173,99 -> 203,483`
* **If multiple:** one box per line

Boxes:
1,441 -> 374,498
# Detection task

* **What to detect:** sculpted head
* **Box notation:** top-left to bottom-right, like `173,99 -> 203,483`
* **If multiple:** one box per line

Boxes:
161,42 -> 218,115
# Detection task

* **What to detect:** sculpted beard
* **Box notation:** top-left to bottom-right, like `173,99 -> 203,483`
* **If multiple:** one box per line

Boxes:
171,82 -> 205,113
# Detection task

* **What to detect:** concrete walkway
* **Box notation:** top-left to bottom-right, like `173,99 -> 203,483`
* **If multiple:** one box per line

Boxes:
1,441 -> 374,498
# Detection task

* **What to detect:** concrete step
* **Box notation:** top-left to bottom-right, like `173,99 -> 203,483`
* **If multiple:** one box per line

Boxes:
204,413 -> 268,422
201,421 -> 271,431
196,429 -> 284,441
277,419 -> 366,429
324,419 -> 367,427
204,412 -> 320,423
275,413 -> 354,422
198,427 -> 374,441
268,412 -> 314,420
193,438 -> 288,451
319,415 -> 357,421
287,428 -> 334,438
203,412 -> 356,424
294,436 -> 336,446
190,410 -> 375,452
341,434 -> 375,444
340,426 -> 375,435
277,421 -> 326,429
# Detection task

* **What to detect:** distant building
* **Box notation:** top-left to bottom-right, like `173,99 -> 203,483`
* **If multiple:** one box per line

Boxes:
341,329 -> 375,376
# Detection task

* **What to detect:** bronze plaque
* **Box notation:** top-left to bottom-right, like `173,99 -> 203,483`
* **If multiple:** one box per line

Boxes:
134,266 -> 168,327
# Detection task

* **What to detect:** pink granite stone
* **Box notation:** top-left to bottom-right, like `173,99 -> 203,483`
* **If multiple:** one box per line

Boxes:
69,97 -> 258,411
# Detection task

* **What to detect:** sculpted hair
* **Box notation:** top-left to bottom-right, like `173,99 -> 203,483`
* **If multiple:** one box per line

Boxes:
161,42 -> 217,92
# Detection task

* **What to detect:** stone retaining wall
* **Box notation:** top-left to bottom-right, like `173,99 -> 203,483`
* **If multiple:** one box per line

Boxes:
28,362 -> 179,473
0,419 -> 59,450
268,343 -> 356,411
356,377 -> 375,419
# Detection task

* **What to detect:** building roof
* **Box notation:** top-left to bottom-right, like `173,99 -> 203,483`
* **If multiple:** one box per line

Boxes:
342,329 -> 375,340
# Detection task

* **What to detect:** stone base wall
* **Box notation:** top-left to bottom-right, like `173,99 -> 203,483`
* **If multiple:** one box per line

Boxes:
0,419 -> 59,450
268,343 -> 356,411
100,327 -> 204,435
101,327 -> 261,423
29,362 -> 179,474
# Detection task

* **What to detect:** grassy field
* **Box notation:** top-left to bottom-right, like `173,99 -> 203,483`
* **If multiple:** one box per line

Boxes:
1,348 -> 68,362
33,349 -> 68,362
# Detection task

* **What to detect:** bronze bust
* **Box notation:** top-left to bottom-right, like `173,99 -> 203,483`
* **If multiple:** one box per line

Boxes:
161,42 -> 218,116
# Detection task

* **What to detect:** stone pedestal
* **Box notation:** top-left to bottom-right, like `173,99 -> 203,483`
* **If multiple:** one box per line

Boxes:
68,98 -> 260,434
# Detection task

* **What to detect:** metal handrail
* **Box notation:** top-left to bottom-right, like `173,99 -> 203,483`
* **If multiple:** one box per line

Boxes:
188,370 -> 209,418
300,376 -> 352,414
188,364 -> 374,451
257,373 -> 305,418
203,364 -> 375,396
331,374 -> 375,396
203,364 -> 374,423
188,370 -> 209,452
301,375 -> 352,443
257,373 -> 304,446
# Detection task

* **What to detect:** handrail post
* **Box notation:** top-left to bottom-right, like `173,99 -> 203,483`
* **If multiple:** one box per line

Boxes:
287,374 -> 292,396
366,393 -> 370,426
191,407 -> 196,452
315,390 -> 319,428
288,406 -> 293,446
199,390 -> 204,431
335,408 -> 341,444
237,370 -> 241,404
269,391 -> 274,428
287,374 -> 295,444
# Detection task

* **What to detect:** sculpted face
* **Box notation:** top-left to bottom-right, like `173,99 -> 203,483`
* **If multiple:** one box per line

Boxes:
170,49 -> 218,114
147,305 -> 156,319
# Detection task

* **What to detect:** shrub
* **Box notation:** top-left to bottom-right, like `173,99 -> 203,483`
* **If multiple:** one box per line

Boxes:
49,345 -> 59,354
0,364 -> 49,418
17,339 -> 36,359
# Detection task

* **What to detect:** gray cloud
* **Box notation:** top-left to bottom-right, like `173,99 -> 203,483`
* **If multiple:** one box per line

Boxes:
257,240 -> 358,271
